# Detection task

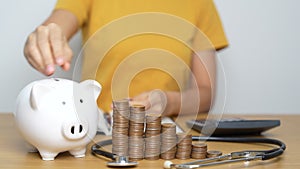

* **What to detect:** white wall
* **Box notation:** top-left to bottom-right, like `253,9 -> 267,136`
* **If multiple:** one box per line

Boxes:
214,0 -> 300,114
0,0 -> 299,114
0,0 -> 82,112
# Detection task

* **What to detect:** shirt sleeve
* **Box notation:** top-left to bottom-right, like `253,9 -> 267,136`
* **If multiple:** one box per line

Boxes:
54,0 -> 91,27
193,0 -> 228,50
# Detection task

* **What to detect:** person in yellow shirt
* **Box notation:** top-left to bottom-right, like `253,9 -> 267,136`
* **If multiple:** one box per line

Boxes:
23,0 -> 228,116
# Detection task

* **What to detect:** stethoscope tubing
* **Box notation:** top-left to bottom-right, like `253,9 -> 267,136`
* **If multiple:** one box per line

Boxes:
91,136 -> 286,161
91,139 -> 115,160
192,136 -> 286,160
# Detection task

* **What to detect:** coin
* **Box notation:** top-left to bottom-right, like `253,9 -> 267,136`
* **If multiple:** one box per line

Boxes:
144,114 -> 161,160
207,150 -> 222,158
128,105 -> 146,160
160,123 -> 177,160
128,136 -> 144,160
191,143 -> 207,159
112,99 -> 130,156
176,133 -> 192,159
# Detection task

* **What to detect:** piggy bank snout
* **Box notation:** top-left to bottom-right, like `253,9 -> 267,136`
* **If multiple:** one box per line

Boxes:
62,121 -> 88,140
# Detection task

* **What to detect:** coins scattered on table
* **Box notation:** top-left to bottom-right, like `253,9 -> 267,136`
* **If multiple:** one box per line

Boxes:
112,99 -> 130,156
176,133 -> 192,159
128,105 -> 146,160
207,150 -> 222,158
191,143 -> 207,159
160,123 -> 177,160
144,113 -> 162,160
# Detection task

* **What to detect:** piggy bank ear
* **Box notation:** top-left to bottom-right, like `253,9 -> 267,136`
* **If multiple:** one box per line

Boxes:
80,80 -> 102,100
30,84 -> 51,110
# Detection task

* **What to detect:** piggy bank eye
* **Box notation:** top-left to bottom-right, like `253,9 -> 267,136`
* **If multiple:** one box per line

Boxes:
80,99 -> 83,103
62,101 -> 66,105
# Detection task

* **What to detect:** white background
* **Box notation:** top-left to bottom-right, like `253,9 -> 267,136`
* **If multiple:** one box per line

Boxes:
0,0 -> 299,114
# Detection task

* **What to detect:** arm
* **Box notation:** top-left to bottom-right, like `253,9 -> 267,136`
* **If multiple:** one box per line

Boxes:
164,50 -> 216,116
43,10 -> 78,40
24,9 -> 78,75
130,50 -> 216,116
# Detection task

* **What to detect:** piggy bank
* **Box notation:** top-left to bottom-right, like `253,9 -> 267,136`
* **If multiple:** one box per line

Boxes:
14,78 -> 101,160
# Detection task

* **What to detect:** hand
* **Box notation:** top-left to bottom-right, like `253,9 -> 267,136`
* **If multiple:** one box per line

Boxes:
24,23 -> 73,76
130,90 -> 168,116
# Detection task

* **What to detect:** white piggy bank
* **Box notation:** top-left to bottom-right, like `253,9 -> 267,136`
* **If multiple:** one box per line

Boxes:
14,78 -> 101,160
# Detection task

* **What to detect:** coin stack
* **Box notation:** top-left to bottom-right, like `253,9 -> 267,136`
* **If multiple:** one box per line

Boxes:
144,113 -> 162,160
112,99 -> 130,156
160,123 -> 177,160
176,133 -> 192,159
207,150 -> 222,158
191,143 -> 207,159
128,105 -> 146,161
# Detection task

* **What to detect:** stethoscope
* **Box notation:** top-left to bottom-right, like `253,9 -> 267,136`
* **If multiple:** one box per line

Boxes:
91,136 -> 286,168
91,139 -> 138,167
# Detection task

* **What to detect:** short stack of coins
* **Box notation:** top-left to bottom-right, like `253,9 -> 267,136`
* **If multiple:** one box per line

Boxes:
112,99 -> 130,156
160,123 -> 177,160
207,150 -> 222,158
176,133 -> 192,159
128,105 -> 146,161
144,113 -> 162,160
191,143 -> 207,159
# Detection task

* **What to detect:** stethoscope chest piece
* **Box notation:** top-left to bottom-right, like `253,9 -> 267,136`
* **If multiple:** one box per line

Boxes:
107,156 -> 138,167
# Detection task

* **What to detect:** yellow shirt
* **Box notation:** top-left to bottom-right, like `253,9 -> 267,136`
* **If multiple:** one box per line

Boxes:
55,0 -> 228,112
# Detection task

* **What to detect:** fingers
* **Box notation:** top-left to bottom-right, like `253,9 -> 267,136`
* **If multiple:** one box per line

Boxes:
24,33 -> 45,74
36,26 -> 55,75
48,23 -> 73,70
61,37 -> 73,70
149,90 -> 167,107
148,90 -> 167,115
130,90 -> 167,115
130,99 -> 151,110
24,23 -> 73,76
48,23 -> 64,66
130,92 -> 151,109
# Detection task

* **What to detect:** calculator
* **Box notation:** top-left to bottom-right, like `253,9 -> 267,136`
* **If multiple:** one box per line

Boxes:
186,118 -> 280,136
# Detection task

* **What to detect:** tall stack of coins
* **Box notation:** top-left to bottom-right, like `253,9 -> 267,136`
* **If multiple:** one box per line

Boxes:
160,123 -> 177,160
112,99 -> 130,156
144,113 -> 162,160
128,105 -> 146,160
176,133 -> 192,159
191,143 -> 207,159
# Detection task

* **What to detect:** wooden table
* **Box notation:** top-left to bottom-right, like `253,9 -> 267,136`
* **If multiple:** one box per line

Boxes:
0,113 -> 299,169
